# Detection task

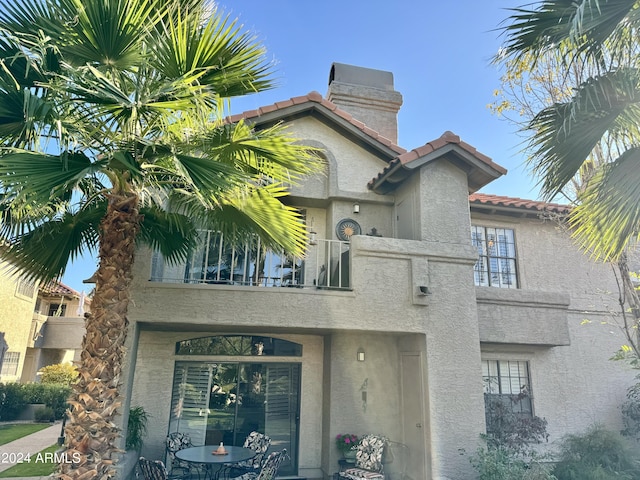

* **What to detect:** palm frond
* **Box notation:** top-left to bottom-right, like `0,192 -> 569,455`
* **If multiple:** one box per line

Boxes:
152,5 -> 273,98
501,0 -> 637,64
218,183 -> 309,256
54,0 -> 162,69
0,150 -> 108,204
570,146 -> 640,260
527,67 -> 640,198
138,207 -> 198,264
183,120 -> 322,186
1,202 -> 102,282
145,152 -> 248,207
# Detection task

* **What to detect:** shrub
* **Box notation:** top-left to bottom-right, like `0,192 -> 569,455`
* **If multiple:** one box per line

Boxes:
39,384 -> 71,420
471,391 -> 553,479
484,393 -> 549,454
471,447 -> 556,480
38,363 -> 77,385
621,378 -> 640,441
553,425 -> 640,480
0,383 -> 70,421
0,383 -> 28,420
126,406 -> 149,451
34,406 -> 54,423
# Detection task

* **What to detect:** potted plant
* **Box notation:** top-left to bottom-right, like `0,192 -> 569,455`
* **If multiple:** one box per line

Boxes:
336,433 -> 359,463
126,406 -> 149,453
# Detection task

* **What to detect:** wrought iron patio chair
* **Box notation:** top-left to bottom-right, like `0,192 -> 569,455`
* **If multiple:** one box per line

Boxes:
224,431 -> 272,477
230,449 -> 288,480
338,435 -> 388,480
165,432 -> 199,479
138,457 -> 169,480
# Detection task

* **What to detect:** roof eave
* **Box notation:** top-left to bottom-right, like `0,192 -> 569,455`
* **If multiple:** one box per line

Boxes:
232,101 -> 405,160
370,144 -> 506,194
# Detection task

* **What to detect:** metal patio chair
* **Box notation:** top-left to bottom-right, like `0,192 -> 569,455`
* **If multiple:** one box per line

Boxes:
338,435 -> 388,480
138,457 -> 169,480
224,431 -> 272,477
230,449 -> 287,480
166,432 -> 200,479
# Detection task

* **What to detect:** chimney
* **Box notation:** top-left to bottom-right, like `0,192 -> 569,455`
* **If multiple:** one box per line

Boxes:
327,63 -> 403,144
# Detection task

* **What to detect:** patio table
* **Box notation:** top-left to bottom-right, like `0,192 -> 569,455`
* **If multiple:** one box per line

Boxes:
175,445 -> 256,480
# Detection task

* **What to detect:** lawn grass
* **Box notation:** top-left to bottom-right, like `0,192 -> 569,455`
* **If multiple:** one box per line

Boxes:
0,444 -> 58,478
0,424 -> 49,446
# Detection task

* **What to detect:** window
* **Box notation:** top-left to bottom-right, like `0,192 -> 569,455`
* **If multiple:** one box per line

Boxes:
48,303 -> 67,317
482,360 -> 533,431
1,352 -> 20,376
176,335 -> 302,356
15,278 -> 36,299
471,226 -> 518,288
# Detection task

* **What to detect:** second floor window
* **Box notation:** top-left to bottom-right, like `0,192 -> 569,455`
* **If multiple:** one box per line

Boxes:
48,303 -> 67,317
471,226 -> 518,288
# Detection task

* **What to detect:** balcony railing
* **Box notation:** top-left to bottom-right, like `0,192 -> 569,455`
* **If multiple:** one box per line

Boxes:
150,232 -> 351,289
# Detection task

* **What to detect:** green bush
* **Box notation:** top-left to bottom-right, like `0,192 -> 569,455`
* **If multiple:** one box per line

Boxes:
38,363 -> 77,385
126,406 -> 149,451
0,383 -> 28,420
0,383 -> 70,421
39,384 -> 71,420
553,425 -> 640,480
471,447 -> 556,480
621,378 -> 640,441
33,406 -> 54,423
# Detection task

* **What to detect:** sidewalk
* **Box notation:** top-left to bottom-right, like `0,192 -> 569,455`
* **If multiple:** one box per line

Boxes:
0,422 -> 62,479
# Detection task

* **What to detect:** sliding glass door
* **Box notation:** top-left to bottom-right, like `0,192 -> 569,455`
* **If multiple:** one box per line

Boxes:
169,361 -> 300,475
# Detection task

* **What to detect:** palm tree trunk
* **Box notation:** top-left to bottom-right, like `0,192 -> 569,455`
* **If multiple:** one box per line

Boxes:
58,192 -> 141,480
618,254 -> 640,361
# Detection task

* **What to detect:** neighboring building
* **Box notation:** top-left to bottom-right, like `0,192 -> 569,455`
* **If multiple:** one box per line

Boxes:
124,64 -> 637,480
0,259 -> 39,383
0,261 -> 89,383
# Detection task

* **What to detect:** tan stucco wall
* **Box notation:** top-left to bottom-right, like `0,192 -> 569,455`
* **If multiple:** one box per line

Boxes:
0,261 -> 38,382
125,114 -> 638,479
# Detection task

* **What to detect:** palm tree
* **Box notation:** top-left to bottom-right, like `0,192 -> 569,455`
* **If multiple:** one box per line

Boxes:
0,0 -> 320,478
499,0 -> 640,363
500,0 -> 640,261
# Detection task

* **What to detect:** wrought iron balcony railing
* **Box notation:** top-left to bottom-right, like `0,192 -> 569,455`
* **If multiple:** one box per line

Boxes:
150,232 -> 351,290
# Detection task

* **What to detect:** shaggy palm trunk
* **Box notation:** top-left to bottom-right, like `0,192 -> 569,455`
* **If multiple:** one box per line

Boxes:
58,192 -> 141,480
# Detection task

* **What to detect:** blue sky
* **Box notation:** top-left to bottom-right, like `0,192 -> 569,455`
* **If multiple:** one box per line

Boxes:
62,0 -> 532,292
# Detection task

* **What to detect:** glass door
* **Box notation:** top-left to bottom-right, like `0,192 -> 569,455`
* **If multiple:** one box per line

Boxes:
169,361 -> 300,476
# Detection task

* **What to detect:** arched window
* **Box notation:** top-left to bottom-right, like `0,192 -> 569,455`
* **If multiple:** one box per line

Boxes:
175,335 -> 302,356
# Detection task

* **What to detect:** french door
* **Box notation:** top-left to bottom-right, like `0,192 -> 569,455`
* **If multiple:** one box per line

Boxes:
169,361 -> 300,475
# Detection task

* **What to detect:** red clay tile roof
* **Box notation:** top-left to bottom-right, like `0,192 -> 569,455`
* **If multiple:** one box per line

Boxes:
470,193 -> 571,214
395,131 -> 506,173
227,95 -> 509,194
226,91 -> 407,155
40,280 -> 81,297
368,131 -> 507,192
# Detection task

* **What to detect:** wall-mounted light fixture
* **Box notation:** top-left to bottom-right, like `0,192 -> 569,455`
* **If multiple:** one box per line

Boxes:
418,285 -> 432,296
353,203 -> 360,214
357,347 -> 365,362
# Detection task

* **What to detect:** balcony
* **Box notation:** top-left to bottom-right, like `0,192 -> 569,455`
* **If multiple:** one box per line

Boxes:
150,232 -> 351,290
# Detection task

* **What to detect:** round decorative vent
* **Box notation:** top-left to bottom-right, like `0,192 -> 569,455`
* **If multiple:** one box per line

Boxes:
335,218 -> 362,241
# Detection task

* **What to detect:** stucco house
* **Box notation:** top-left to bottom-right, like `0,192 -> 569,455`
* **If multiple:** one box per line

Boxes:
0,261 -> 89,384
124,63 -> 636,480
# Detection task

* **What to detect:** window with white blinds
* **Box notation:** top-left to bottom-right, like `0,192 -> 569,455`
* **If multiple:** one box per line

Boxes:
169,363 -> 214,445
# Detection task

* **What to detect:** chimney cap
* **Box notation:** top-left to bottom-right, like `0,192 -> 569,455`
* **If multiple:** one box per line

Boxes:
329,63 -> 395,91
